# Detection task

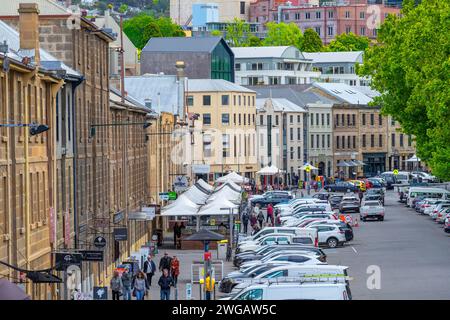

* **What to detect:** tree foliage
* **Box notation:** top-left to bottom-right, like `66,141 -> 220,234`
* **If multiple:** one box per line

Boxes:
247,35 -> 263,47
262,22 -> 303,49
225,18 -> 251,47
327,32 -> 370,52
300,28 -> 323,52
123,14 -> 185,49
359,0 -> 450,179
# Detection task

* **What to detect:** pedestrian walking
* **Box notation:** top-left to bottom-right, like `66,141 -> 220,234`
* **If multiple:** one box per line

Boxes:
159,252 -> 172,272
205,271 -> 215,300
170,255 -> 180,286
132,271 -> 149,300
257,209 -> 265,229
266,203 -> 274,226
110,270 -> 123,301
143,255 -> 156,286
173,222 -> 180,247
358,190 -> 364,205
241,209 -> 250,234
158,268 -> 174,300
121,268 -> 133,300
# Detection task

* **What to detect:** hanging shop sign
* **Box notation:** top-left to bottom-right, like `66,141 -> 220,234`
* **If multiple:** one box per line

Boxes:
113,211 -> 125,224
113,227 -> 128,241
54,252 -> 82,271
173,175 -> 189,192
79,250 -> 104,262
93,236 -> 107,248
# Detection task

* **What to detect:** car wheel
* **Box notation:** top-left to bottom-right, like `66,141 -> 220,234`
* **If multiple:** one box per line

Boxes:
327,237 -> 338,248
379,217 -> 384,221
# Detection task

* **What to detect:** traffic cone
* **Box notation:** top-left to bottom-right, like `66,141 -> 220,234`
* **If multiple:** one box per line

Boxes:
354,216 -> 359,227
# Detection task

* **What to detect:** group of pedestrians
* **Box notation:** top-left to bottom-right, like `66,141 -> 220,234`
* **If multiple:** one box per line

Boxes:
241,203 -> 282,236
110,252 -> 181,301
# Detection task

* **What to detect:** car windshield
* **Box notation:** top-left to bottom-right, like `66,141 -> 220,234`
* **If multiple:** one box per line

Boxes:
364,201 -> 380,206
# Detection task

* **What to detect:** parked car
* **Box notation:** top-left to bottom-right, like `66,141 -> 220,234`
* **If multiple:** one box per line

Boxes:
360,200 -> 385,221
312,192 -> 330,201
283,213 -> 337,227
239,251 -> 324,270
229,282 -> 351,300
349,180 -> 366,192
250,192 -> 293,207
365,188 -> 385,205
221,265 -> 349,294
233,245 -> 327,267
436,208 -> 450,224
430,203 -> 450,220
444,217 -> 450,233
329,195 -> 343,210
326,181 -> 359,193
307,220 -> 354,241
339,201 -> 360,214
309,224 -> 347,248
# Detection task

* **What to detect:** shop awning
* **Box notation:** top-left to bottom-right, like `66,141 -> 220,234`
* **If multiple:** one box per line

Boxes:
257,165 -> 282,175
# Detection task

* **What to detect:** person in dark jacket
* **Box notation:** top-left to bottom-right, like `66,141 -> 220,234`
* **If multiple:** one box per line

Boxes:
143,255 -> 157,286
158,268 -> 174,300
121,268 -> 133,300
241,209 -> 249,234
159,252 -> 172,272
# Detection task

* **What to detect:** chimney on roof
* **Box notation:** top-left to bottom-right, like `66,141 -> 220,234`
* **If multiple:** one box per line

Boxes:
18,3 -> 40,65
175,61 -> 186,80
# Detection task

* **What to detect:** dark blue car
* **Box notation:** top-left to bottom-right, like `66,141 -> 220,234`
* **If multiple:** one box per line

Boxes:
326,181 -> 359,193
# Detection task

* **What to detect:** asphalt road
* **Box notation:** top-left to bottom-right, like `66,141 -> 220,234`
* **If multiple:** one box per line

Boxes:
325,190 -> 450,299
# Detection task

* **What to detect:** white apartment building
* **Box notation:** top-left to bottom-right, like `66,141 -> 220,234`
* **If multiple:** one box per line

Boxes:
303,51 -> 371,87
256,98 -> 307,187
232,46 -> 321,86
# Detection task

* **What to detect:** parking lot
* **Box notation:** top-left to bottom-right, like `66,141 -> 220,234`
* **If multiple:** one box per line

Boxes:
325,190 -> 450,299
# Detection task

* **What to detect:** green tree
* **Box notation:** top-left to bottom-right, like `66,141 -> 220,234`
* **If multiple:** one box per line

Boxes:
118,4 -> 128,13
327,32 -> 370,52
359,0 -> 450,180
123,13 -> 185,49
210,30 -> 222,36
247,35 -> 262,47
262,22 -> 303,49
301,28 -> 323,52
225,18 -> 250,47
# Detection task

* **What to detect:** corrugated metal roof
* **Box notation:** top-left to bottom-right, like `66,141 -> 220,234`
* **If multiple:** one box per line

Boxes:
246,85 -> 339,108
256,98 -> 307,113
188,79 -> 255,93
303,51 -> 363,64
142,36 -> 224,53
312,82 -> 373,105
232,46 -> 295,59
0,0 -> 70,16
0,20 -> 80,77
124,74 -> 182,115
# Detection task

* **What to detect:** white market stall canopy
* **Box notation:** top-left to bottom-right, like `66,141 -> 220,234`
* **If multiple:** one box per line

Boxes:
197,178 -> 214,192
161,180 -> 242,217
197,198 -> 239,216
406,154 -> 421,162
215,171 -> 249,184
299,163 -> 319,170
257,165 -> 283,175
161,194 -> 200,216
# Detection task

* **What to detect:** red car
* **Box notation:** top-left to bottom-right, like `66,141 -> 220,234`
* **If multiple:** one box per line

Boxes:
363,179 -> 373,190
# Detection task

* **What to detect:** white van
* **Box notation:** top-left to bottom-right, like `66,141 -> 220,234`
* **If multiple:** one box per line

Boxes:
382,171 -> 410,184
229,265 -> 349,295
407,187 -> 450,207
230,282 -> 351,300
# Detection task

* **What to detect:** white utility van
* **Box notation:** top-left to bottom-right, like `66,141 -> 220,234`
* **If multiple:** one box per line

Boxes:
230,282 -> 351,300
407,187 -> 450,207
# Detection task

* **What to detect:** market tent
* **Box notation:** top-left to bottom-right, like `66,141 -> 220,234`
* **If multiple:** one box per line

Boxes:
299,163 -> 319,171
257,165 -> 282,175
197,179 -> 214,192
207,184 -> 241,203
197,198 -> 239,216
337,161 -> 351,167
406,154 -> 421,162
161,194 -> 200,216
182,183 -> 210,205
347,161 -> 359,167
215,171 -> 249,184
214,180 -> 242,193
0,279 -> 30,300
